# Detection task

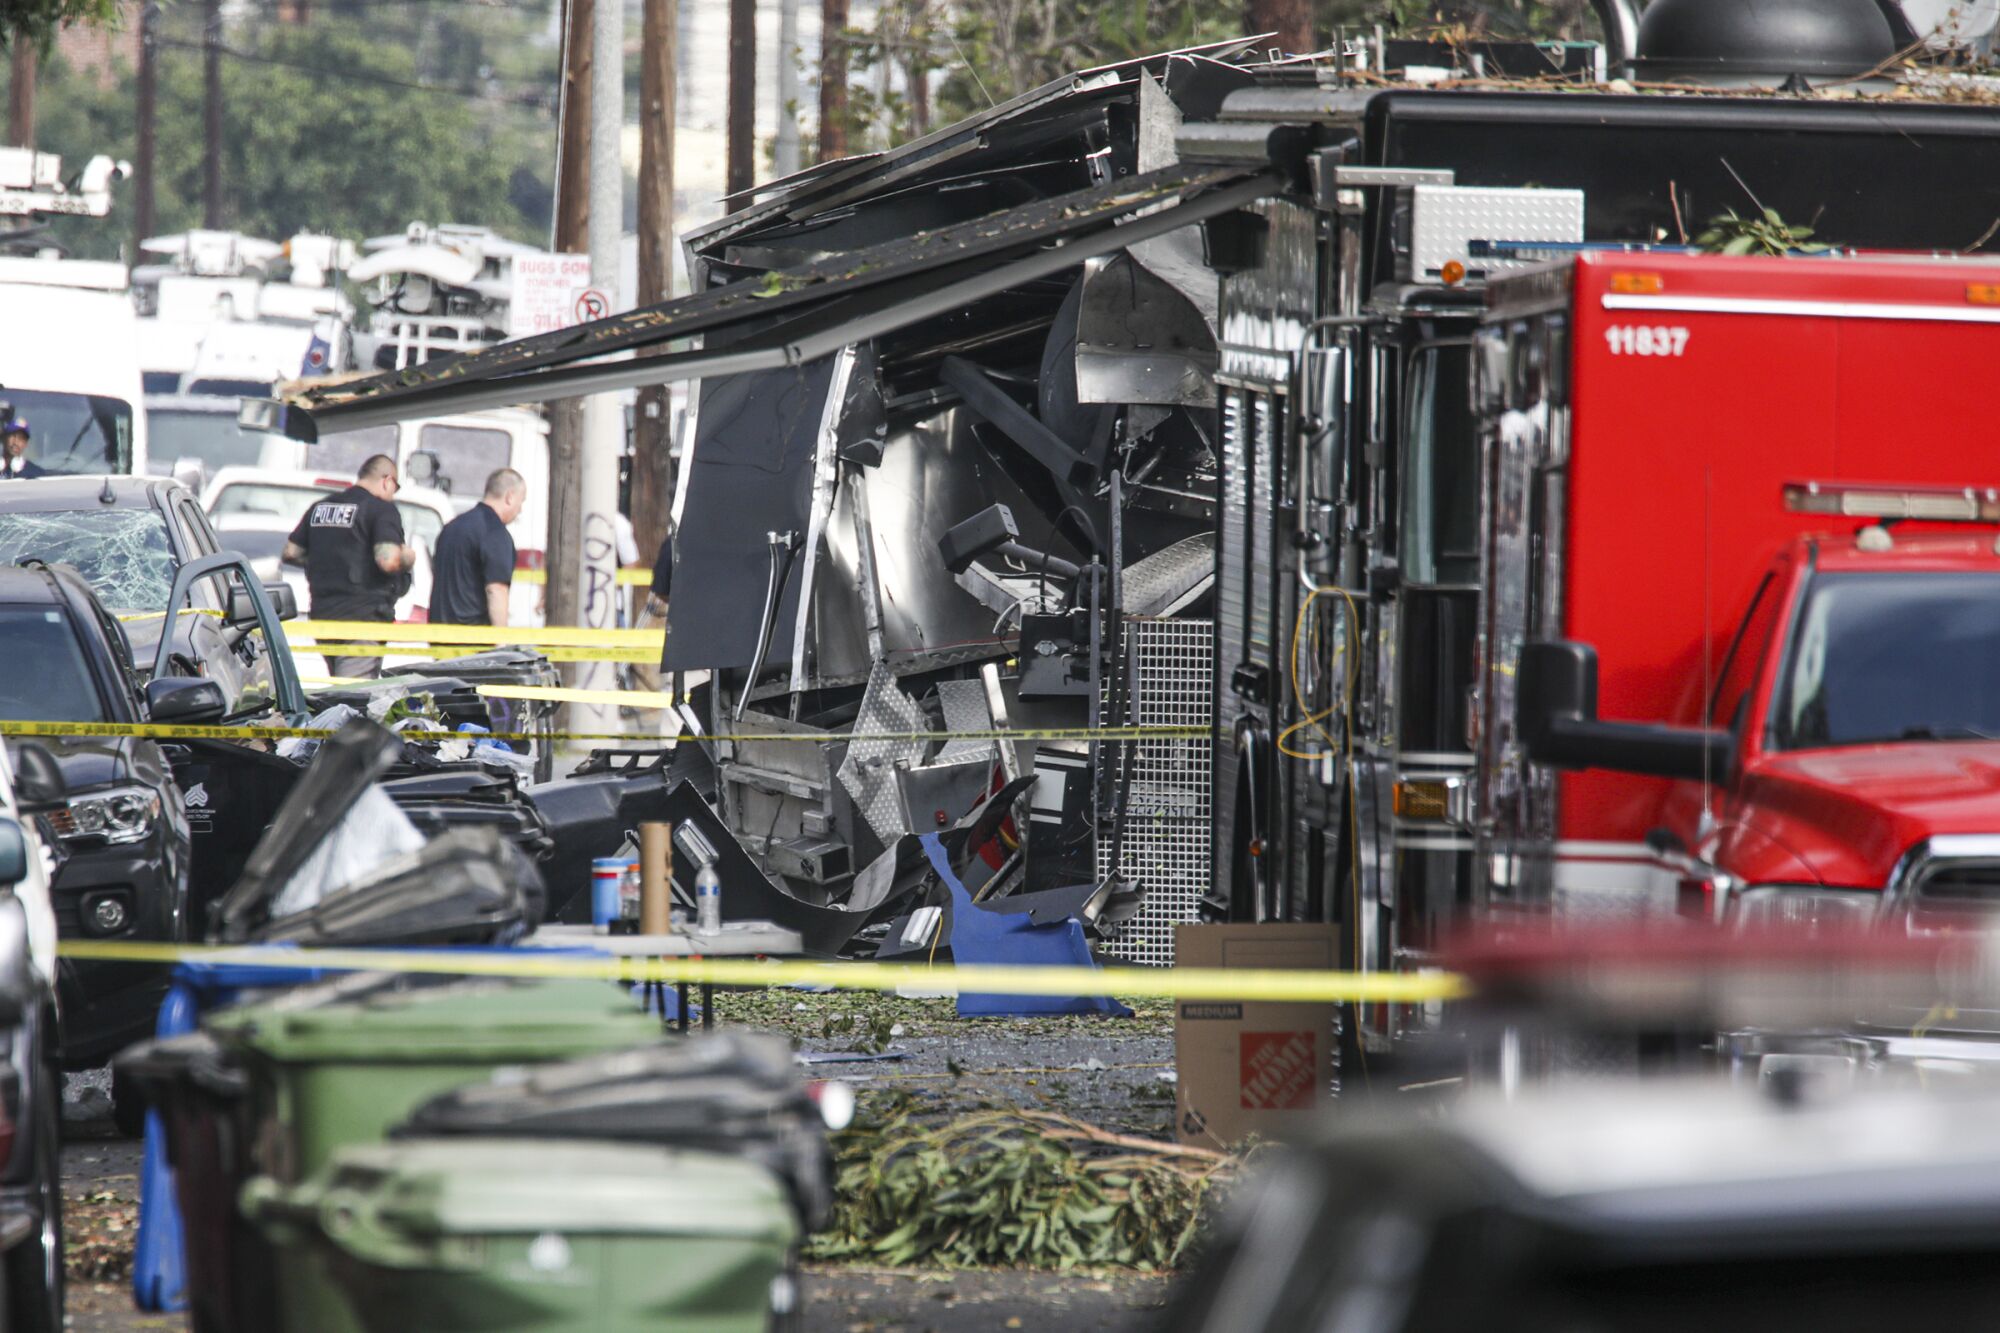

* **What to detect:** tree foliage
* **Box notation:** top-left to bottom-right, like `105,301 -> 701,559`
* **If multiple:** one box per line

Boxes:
0,0 -> 119,53
7,3 -> 558,258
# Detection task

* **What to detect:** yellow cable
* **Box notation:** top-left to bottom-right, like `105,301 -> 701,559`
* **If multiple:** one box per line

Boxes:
1277,585 -> 1359,761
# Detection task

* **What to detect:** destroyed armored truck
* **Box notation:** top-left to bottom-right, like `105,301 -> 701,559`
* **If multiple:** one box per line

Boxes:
266,2 -> 2000,973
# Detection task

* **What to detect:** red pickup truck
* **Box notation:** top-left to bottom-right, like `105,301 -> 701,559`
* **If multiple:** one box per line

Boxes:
1478,253 -> 2000,946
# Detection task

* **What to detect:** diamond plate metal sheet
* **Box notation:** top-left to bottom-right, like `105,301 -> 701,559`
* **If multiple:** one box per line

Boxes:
1409,185 -> 1584,280
1099,618 -> 1214,967
837,661 -> 930,845
1122,532 -> 1216,617
934,679 -> 996,766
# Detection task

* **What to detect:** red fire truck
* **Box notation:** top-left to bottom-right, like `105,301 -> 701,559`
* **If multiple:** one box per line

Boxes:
1484,251 -> 2000,943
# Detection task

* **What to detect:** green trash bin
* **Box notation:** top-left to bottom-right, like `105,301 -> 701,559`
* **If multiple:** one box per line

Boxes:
209,974 -> 665,1184
245,1139 -> 800,1333
208,974 -> 666,1331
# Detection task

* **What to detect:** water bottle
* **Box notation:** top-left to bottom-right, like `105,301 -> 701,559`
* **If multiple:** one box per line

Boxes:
617,860 -> 641,934
695,861 -> 722,934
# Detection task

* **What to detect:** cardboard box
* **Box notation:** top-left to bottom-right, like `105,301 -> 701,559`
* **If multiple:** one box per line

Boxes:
1174,923 -> 1339,1147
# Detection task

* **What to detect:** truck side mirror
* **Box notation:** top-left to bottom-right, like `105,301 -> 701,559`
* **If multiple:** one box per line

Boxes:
231,582 -> 297,625
265,581 -> 299,621
1517,640 -> 1733,783
145,676 -> 229,726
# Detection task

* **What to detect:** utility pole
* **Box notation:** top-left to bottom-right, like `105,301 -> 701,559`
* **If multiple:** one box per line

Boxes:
1244,0 -> 1312,56
8,34 -> 34,148
573,0 -> 624,735
904,0 -> 928,139
773,0 -> 800,177
726,0 -> 754,200
817,0 -> 847,162
546,0 -> 594,647
134,3 -> 159,248
202,0 -> 223,226
633,0 -> 676,563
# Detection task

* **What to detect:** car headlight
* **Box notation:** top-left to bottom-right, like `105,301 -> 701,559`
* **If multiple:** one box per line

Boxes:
59,786 -> 161,846
1731,885 -> 1880,936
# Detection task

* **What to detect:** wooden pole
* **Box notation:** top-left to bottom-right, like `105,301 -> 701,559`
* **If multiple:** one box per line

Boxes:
817,0 -> 848,161
546,0 -> 595,641
1243,0 -> 1311,56
633,0 -> 678,563
202,0 -> 223,226
8,33 -> 34,148
726,0 -> 754,201
134,3 -> 158,247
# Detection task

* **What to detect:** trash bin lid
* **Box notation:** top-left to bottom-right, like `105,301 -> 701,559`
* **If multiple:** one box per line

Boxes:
208,977 -> 661,1065
282,1139 -> 798,1242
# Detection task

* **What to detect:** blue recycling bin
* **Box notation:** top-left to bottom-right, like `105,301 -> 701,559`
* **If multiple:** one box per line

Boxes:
128,944 -> 671,1322
130,957 -> 327,1318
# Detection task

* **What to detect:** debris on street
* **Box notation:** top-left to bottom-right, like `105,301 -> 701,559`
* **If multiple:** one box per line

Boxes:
810,1092 -> 1242,1271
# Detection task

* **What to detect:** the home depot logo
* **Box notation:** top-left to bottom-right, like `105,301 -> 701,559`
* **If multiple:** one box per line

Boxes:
1239,1030 -> 1316,1110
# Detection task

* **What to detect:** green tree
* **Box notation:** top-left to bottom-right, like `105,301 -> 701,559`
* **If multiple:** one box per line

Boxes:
1,0 -> 118,51
8,6 -> 558,258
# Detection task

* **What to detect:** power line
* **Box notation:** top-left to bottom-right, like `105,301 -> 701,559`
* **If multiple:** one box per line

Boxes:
154,35 -> 556,106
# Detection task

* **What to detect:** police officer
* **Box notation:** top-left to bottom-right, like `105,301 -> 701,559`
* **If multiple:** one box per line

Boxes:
281,454 -> 415,678
430,467 -> 525,626
0,420 -> 45,479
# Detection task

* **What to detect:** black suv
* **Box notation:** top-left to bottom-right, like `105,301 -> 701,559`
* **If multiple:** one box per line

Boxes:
0,560 -> 290,1066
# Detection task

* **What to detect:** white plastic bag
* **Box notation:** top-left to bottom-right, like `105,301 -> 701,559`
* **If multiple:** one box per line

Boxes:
269,784 -> 425,919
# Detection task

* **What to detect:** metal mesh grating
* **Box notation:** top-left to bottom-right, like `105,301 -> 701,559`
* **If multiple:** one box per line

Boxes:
1099,618 -> 1214,967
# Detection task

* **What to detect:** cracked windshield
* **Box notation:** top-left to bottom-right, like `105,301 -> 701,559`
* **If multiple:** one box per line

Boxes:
0,509 -> 174,611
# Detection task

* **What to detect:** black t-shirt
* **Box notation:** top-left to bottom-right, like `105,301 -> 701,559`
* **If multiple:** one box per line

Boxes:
288,484 -> 406,620
429,502 -> 516,625
650,533 -> 673,600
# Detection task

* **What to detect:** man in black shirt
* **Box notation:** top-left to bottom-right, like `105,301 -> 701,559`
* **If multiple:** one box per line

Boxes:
282,454 -> 415,678
430,468 -> 525,626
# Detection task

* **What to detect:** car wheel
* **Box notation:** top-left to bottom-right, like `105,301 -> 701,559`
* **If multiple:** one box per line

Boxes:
5,1076 -> 63,1333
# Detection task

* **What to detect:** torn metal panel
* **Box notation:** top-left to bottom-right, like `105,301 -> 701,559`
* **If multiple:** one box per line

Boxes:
787,347 -> 855,694
810,411 -> 1051,689
290,165 -> 1265,432
661,780 -> 900,957
934,680 -> 997,767
1075,252 -> 1219,408
685,38 -> 1267,262
1122,532 -> 1218,616
835,662 -> 930,846
894,761 -> 992,839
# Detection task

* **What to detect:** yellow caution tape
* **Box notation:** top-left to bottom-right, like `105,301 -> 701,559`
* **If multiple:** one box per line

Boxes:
302,642 -> 650,664
118,608 -> 225,622
514,567 -> 653,587
297,619 -> 660,649
0,718 -> 1204,745
54,939 -> 1468,1004
478,684 -> 678,709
